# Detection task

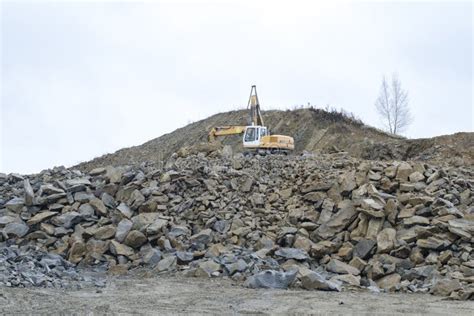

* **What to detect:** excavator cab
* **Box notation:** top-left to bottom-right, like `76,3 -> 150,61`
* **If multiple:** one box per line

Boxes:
243,125 -> 267,148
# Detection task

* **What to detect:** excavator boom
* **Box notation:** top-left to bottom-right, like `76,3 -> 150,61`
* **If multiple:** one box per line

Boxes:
208,125 -> 246,142
247,85 -> 264,126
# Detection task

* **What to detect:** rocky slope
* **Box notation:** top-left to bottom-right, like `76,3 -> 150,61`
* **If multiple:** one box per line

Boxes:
1,148 -> 473,299
75,108 -> 474,172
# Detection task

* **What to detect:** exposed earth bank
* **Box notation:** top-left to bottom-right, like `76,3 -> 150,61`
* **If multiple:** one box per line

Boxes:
75,108 -> 474,171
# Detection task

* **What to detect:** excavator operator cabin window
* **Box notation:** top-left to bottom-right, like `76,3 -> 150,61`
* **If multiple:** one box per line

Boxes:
245,127 -> 256,142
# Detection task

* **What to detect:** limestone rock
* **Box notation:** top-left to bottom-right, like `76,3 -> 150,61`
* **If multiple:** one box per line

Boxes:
376,273 -> 401,291
68,241 -> 86,264
431,278 -> 462,296
94,225 -> 117,240
396,162 -> 413,182
110,240 -> 135,257
300,270 -> 341,291
377,228 -> 396,253
409,171 -> 425,183
124,230 -> 147,248
327,259 -> 360,275
27,211 -> 57,226
195,260 -> 221,277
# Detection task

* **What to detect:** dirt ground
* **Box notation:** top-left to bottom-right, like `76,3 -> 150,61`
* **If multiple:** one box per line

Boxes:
1,275 -> 473,315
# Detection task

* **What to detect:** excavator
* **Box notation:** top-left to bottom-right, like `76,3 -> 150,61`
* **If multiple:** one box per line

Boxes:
208,85 -> 294,154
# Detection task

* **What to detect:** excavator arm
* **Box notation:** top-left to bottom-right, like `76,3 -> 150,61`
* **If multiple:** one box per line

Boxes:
247,85 -> 264,126
208,125 -> 247,142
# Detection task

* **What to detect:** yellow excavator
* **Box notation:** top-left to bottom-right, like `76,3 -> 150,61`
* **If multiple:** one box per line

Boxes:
208,85 -> 294,153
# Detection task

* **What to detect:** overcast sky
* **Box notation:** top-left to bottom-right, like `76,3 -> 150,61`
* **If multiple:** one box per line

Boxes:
1,0 -> 473,174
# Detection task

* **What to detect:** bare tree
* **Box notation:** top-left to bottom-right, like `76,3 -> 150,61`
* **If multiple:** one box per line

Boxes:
375,74 -> 412,135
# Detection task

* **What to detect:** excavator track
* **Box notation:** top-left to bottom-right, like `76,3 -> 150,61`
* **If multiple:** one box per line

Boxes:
243,148 -> 290,157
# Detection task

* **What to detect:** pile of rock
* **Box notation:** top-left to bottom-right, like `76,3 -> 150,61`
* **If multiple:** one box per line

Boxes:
0,244 -> 106,288
0,151 -> 472,299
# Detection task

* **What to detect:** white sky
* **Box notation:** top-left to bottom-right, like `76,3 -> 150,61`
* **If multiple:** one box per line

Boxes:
1,0 -> 473,174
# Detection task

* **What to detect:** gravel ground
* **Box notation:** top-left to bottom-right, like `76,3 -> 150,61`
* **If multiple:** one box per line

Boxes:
1,274 -> 473,315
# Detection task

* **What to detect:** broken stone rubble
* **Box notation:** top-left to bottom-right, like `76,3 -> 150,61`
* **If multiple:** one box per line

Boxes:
0,152 -> 472,300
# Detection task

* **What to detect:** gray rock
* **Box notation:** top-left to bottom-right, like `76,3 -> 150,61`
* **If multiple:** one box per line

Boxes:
353,239 -> 376,259
39,184 -> 64,196
146,219 -> 168,235
131,213 -> 160,231
74,192 -> 95,203
376,228 -> 397,253
115,219 -> 133,243
0,215 -> 17,225
376,273 -> 401,291
3,222 -> 29,238
315,200 -> 357,239
241,177 -> 253,193
327,259 -> 360,275
105,166 -> 123,183
225,259 -> 248,275
275,248 -> 309,260
190,228 -> 213,245
142,248 -> 162,267
78,203 -> 95,217
396,162 -> 413,181
65,178 -> 91,187
361,198 -> 384,210
417,236 -> 448,250
24,179 -> 35,206
430,278 -> 462,296
27,211 -> 57,225
54,211 -> 83,228
0,244 -> 105,289
129,189 -> 145,211
89,198 -> 108,216
245,269 -> 297,289
155,256 -> 177,272
5,197 -> 25,213
300,270 -> 341,291
168,226 -> 189,238
448,218 -> 474,235
94,225 -> 116,240
101,192 -> 117,209
117,202 -> 133,218
176,251 -> 194,264
409,171 -> 425,183
404,216 -> 430,226
195,260 -> 221,277
109,240 -> 135,257
213,220 -> 230,233
407,265 -> 437,279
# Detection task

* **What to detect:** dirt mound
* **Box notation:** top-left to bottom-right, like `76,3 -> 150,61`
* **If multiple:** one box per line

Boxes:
75,108 -> 473,172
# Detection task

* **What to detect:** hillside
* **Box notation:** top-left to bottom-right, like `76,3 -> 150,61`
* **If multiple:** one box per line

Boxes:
76,108 -> 474,171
